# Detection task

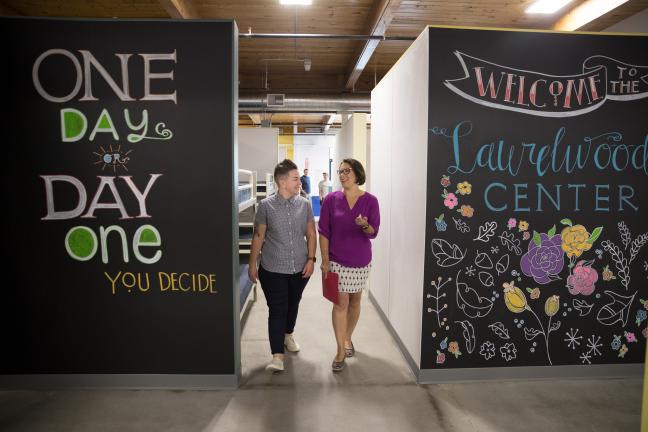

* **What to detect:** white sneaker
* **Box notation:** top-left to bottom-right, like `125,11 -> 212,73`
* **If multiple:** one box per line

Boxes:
284,334 -> 301,352
265,357 -> 284,372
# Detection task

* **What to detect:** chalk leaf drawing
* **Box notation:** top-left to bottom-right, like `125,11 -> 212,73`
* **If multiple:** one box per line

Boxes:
524,327 -> 543,341
428,277 -> 450,328
601,240 -> 630,290
630,234 -> 648,264
474,221 -> 498,243
455,270 -> 494,319
455,320 -> 476,354
499,231 -> 523,255
475,252 -> 494,269
488,322 -> 510,340
453,217 -> 471,233
479,272 -> 494,287
597,290 -> 637,327
431,238 -> 466,267
618,221 -> 631,250
600,223 -> 648,290
572,298 -> 595,317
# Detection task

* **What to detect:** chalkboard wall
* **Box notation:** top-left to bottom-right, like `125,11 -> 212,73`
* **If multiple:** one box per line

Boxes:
422,27 -> 648,369
1,18 -> 237,375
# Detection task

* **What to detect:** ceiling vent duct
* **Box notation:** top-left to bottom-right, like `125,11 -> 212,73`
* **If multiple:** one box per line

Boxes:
267,94 -> 285,107
240,93 -> 370,113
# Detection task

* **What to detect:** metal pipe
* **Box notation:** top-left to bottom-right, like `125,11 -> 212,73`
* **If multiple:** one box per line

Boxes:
239,93 -> 370,113
240,33 -> 416,41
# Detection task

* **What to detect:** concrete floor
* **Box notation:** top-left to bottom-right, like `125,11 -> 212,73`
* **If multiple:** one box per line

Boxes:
0,264 -> 642,432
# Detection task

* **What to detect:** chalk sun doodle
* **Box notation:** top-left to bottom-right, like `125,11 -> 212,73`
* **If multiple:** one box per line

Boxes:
93,144 -> 133,172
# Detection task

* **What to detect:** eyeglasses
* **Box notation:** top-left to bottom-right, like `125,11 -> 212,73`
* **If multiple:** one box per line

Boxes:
337,168 -> 352,176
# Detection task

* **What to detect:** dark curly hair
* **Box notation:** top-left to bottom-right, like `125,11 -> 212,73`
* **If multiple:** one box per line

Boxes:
341,158 -> 366,186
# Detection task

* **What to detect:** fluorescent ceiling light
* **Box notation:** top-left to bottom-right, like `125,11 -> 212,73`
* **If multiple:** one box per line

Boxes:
280,0 -> 312,5
526,0 -> 573,14
554,0 -> 630,31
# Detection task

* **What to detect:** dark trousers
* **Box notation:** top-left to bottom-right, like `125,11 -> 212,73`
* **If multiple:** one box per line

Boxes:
258,266 -> 309,354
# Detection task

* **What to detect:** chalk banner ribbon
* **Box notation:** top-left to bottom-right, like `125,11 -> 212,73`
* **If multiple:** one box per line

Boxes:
445,52 -> 648,117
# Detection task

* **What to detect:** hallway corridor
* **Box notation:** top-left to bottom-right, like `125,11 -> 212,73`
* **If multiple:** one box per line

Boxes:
0,263 -> 641,432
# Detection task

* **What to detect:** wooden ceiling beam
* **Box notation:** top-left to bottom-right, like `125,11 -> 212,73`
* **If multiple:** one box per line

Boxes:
323,114 -> 337,132
0,2 -> 22,15
344,0 -> 403,90
158,0 -> 199,19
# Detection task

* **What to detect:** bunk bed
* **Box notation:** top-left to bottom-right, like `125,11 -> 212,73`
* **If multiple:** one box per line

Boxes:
237,171 -> 275,321
238,169 -> 256,320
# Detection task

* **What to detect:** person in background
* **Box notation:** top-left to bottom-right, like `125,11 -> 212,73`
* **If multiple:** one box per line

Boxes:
249,159 -> 317,373
318,172 -> 332,205
300,168 -> 311,197
318,158 -> 380,372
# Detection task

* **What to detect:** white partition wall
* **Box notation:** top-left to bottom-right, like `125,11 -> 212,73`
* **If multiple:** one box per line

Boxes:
369,30 -> 429,371
335,113 -> 368,189
238,128 -> 279,175
372,25 -> 647,383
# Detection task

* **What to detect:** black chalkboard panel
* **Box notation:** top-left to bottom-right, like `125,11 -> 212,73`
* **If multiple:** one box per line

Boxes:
423,27 -> 648,369
1,18 -> 237,374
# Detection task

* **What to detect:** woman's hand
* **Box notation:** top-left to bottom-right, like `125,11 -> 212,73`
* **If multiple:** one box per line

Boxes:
320,259 -> 330,279
302,260 -> 315,278
248,264 -> 258,283
355,213 -> 369,228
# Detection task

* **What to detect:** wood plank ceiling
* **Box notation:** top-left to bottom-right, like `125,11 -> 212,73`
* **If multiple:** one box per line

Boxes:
2,0 -> 647,132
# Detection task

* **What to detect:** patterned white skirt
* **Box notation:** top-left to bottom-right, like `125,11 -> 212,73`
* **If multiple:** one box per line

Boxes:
329,261 -> 372,293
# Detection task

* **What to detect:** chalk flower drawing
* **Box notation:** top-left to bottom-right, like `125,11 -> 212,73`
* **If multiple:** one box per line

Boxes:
456,181 -> 472,195
502,281 -> 560,365
480,341 -> 496,360
500,343 -> 517,362
442,190 -> 458,209
566,260 -> 599,296
520,230 -> 564,284
459,204 -> 474,218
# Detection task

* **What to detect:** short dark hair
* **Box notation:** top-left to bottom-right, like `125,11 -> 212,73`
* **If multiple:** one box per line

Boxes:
341,158 -> 366,185
274,159 -> 298,182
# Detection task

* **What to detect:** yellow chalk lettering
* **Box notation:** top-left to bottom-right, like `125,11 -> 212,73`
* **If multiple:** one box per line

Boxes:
159,272 -> 171,291
209,274 -> 217,293
170,272 -> 179,291
138,272 -> 151,292
198,273 -> 210,292
104,271 -> 122,295
178,272 -> 191,292
122,272 -> 136,289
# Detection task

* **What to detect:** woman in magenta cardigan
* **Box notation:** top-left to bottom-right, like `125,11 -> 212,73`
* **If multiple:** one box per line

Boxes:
318,158 -> 380,372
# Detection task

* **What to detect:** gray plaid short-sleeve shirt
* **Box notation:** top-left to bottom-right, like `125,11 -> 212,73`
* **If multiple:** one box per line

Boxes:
255,193 -> 314,274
